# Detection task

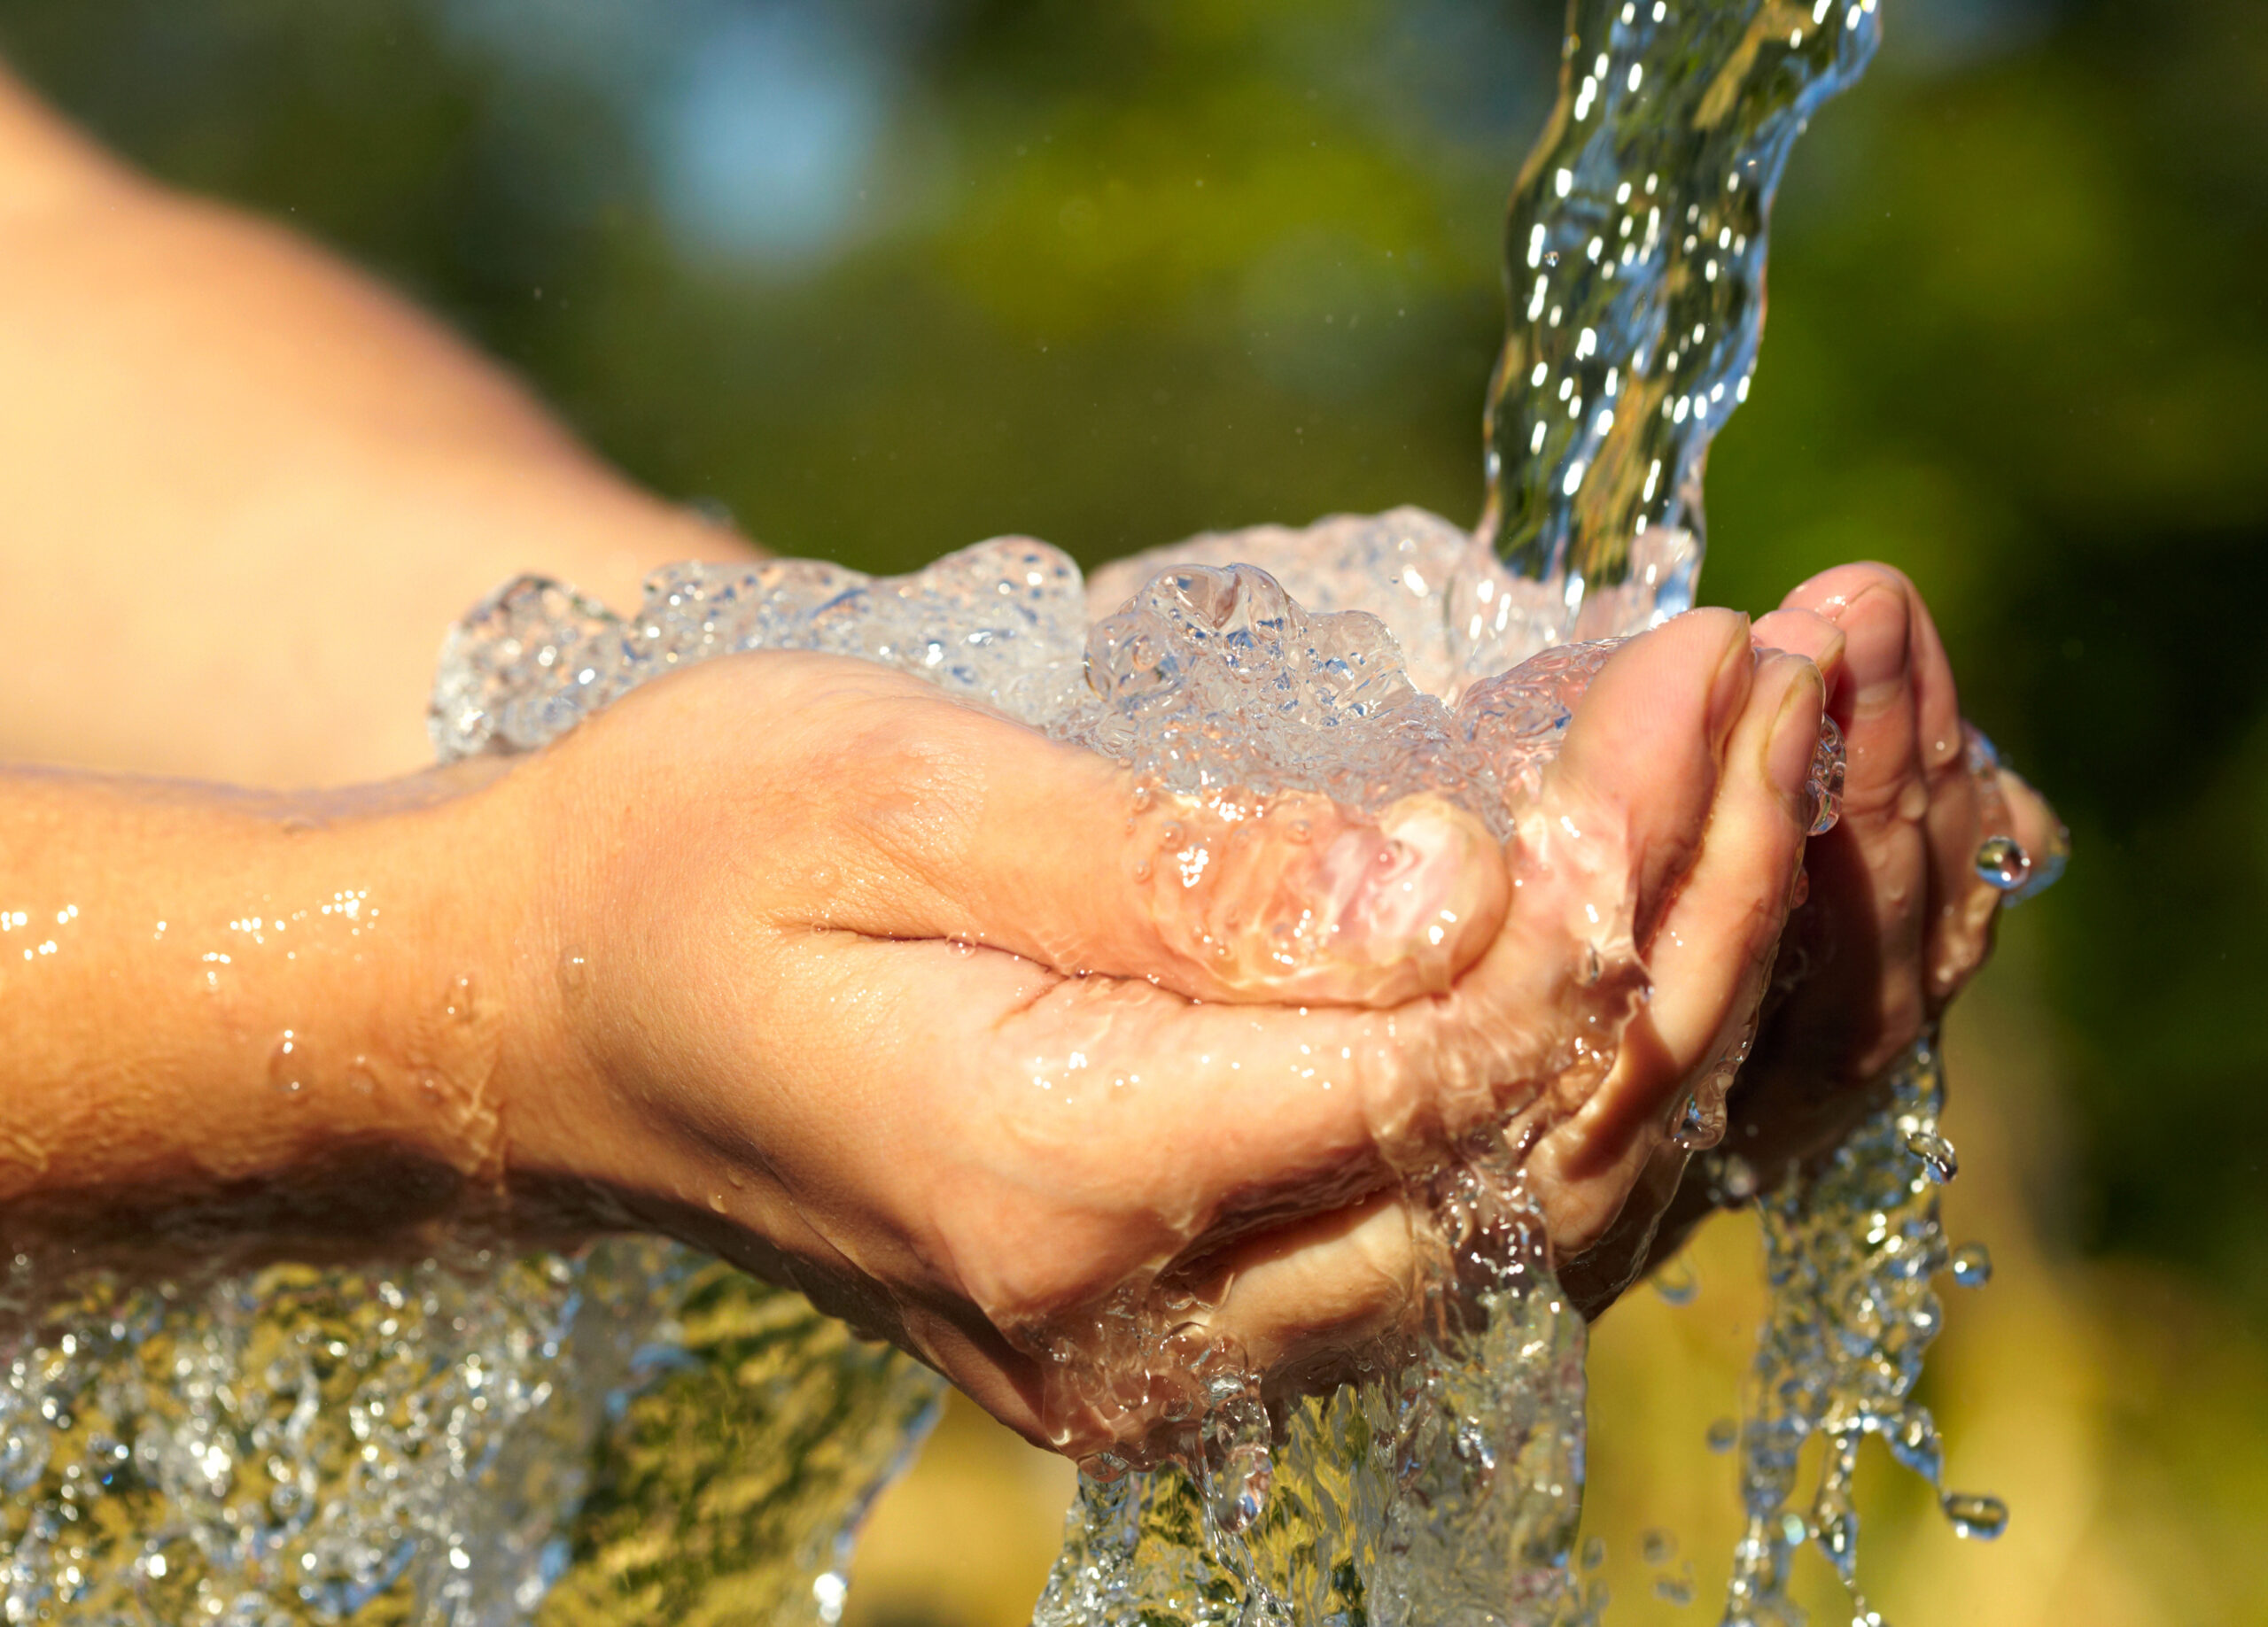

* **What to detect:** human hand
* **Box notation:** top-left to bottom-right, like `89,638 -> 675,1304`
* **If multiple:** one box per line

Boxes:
1727,564 -> 2062,1179
1559,565 -> 2065,1310
475,607 -> 1823,1453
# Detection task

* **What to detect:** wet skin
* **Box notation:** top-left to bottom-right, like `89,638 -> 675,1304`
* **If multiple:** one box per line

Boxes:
1560,563 -> 2064,1311
0,585 -> 2047,1461
0,62 -> 2057,1460
483,607 -> 1829,1452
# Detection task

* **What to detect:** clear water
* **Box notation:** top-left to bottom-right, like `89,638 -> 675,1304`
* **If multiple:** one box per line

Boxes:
1479,0 -> 1884,639
0,0 -> 2039,1622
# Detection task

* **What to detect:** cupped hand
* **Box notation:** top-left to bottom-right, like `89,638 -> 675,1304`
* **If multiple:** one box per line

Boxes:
1725,564 -> 2062,1181
480,609 -> 1823,1453
1562,566 -> 2065,1310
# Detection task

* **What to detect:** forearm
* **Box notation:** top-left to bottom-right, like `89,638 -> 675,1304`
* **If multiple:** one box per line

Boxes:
0,763 -> 534,1260
0,65 -> 756,787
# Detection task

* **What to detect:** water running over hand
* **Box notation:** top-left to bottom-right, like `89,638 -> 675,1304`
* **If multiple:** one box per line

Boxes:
0,3 -> 2049,1623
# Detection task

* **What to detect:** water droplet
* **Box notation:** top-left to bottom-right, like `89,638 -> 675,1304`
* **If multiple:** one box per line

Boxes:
1807,715 -> 1846,835
1713,1153 -> 1759,1204
707,1193 -> 727,1213
445,973 -> 478,1023
556,949 -> 588,996
1206,1442 -> 1272,1534
1642,1528 -> 1677,1565
1904,1128 -> 1958,1184
1941,1491 -> 2008,1540
268,1031 -> 309,1097
1950,1243 -> 1992,1287
1581,1535 -> 1607,1570
1674,1089 -> 1727,1151
1973,834 -> 2030,891
1653,1569 -> 1695,1607
1706,1417 -> 1738,1453
1651,1257 -> 1698,1305
2006,822 -> 2070,904
1780,1512 -> 1809,1546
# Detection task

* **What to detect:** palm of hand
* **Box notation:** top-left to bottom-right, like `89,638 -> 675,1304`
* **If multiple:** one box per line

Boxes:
499,609 -> 1833,1451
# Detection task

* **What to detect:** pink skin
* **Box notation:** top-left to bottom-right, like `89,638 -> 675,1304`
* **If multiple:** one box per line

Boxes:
485,608 -> 1826,1453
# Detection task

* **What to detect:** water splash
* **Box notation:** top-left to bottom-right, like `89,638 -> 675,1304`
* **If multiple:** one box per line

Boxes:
1711,1031 -> 2004,1627
0,1 -> 2046,1622
0,1242 -> 941,1625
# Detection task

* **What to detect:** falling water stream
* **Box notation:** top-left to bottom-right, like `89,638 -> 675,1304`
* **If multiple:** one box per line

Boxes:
0,2 -> 2059,1623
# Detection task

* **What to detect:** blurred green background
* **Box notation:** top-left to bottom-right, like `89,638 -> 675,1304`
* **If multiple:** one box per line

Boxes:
3,0 -> 2263,1621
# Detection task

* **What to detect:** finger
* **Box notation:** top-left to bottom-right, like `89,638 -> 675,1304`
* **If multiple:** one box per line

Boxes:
1532,606 -> 1757,946
1525,651 -> 1822,1249
699,654 -> 1511,1007
918,710 -> 1511,1008
1751,606 -> 1847,686
1193,1189 -> 1420,1390
1778,563 -> 1949,1073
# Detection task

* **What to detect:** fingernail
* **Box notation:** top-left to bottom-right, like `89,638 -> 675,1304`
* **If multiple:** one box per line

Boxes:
1765,658 -> 1827,825
1705,616 -> 1757,749
1825,582 -> 1909,709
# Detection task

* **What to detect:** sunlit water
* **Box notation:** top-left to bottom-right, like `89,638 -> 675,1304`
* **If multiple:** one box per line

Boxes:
0,1 -> 2052,1623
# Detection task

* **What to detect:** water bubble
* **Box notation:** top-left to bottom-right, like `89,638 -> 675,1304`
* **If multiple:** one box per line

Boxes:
1653,1567 -> 1696,1607
1674,1089 -> 1728,1151
1780,1512 -> 1809,1546
268,1031 -> 309,1097
1206,1441 -> 1273,1535
1581,1535 -> 1607,1570
1973,834 -> 2030,892
1706,1417 -> 1738,1453
1903,1127 -> 1958,1184
1807,714 -> 1846,835
1651,1257 -> 1698,1305
1641,1528 -> 1677,1565
1941,1491 -> 2008,1540
1950,1243 -> 1992,1287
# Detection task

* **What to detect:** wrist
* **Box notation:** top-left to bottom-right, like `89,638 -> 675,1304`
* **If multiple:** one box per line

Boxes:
0,765 -> 542,1265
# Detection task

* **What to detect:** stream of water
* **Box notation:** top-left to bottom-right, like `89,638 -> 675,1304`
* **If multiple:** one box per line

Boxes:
0,2 -> 2048,1623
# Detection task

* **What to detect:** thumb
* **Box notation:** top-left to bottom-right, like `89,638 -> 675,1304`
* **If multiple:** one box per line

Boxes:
879,697 -> 1511,1005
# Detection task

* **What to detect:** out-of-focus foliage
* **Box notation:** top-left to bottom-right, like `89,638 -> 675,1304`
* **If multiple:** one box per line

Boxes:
3,0 -> 2264,1619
